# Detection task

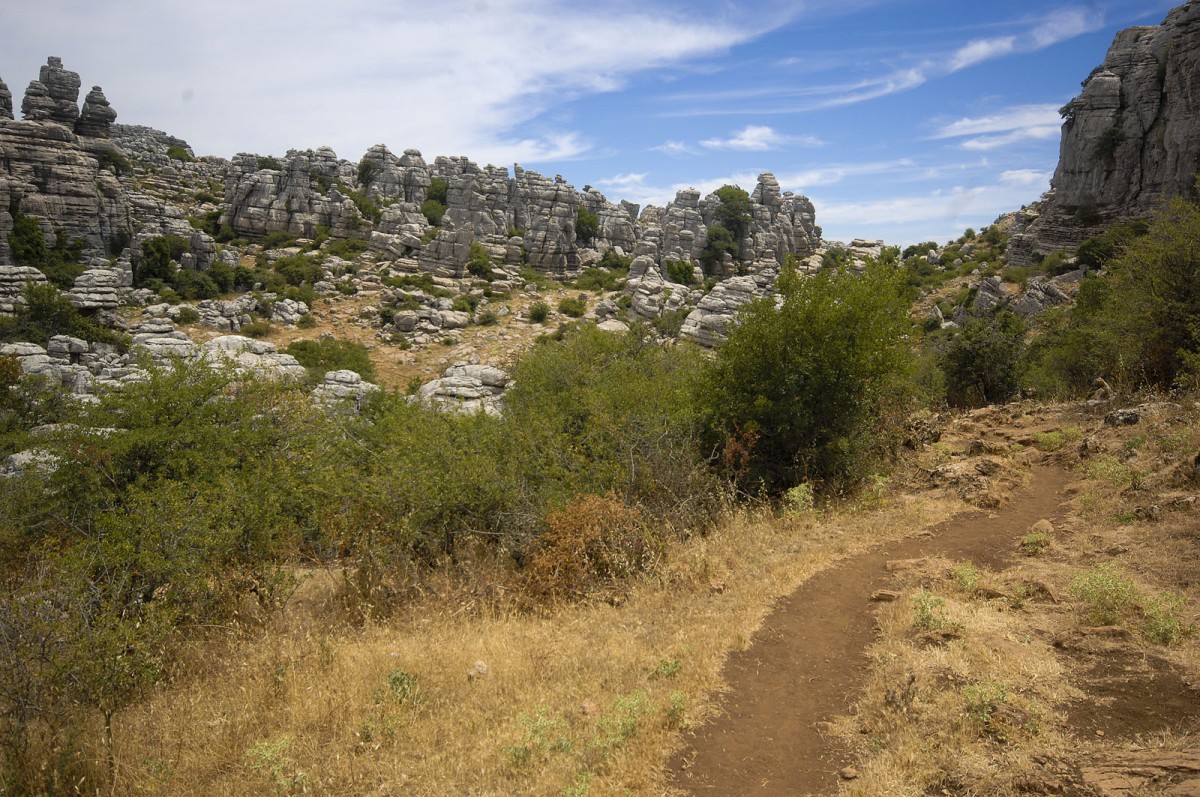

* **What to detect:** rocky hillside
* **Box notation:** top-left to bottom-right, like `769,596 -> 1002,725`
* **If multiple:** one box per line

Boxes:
1010,1 -> 1200,264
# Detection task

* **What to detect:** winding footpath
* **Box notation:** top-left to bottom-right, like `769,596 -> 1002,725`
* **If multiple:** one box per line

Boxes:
670,465 -> 1072,796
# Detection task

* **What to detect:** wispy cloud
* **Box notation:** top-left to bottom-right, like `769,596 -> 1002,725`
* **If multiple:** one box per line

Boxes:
0,0 -> 792,161
999,168 -> 1052,186
651,140 -> 700,156
775,159 -> 917,189
657,5 -> 1104,116
699,125 -> 823,151
932,103 -> 1063,150
1032,7 -> 1105,47
949,36 -> 1016,71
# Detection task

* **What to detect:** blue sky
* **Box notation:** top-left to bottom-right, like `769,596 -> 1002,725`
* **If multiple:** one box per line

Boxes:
0,0 -> 1181,245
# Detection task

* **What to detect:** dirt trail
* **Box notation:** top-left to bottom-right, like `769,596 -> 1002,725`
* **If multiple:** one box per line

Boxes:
670,465 -> 1072,796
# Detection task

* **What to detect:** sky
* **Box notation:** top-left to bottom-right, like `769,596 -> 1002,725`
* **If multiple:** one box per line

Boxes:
0,0 -> 1182,245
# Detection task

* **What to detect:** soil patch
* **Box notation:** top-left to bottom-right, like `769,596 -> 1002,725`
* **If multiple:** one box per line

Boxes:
670,465 -> 1072,796
1067,651 -> 1200,740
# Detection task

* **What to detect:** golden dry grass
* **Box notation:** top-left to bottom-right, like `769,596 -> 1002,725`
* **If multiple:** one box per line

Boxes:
103,488 -> 963,796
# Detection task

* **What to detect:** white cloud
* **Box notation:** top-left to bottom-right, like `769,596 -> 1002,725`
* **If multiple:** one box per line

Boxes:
0,0 -> 781,162
813,178 -> 1045,235
1032,7 -> 1105,47
700,125 -> 819,151
933,104 -> 1064,139
596,172 -> 651,192
651,140 -> 699,156
999,169 -> 1051,186
960,126 -> 1060,151
775,159 -> 916,189
949,37 -> 1016,71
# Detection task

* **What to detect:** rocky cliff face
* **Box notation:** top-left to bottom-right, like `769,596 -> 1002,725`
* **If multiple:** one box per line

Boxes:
1011,1 -> 1200,264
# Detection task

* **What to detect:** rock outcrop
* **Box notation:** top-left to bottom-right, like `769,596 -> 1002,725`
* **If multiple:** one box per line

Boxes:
418,363 -> 510,416
1011,2 -> 1200,264
0,78 -> 12,120
75,86 -> 117,138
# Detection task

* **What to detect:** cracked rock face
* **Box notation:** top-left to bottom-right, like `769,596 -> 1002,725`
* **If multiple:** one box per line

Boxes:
1010,2 -> 1200,264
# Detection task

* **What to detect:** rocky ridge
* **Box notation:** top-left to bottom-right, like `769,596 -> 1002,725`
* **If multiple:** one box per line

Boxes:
1010,1 -> 1200,264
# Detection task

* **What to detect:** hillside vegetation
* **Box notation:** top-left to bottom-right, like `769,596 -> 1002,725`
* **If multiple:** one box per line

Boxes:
2,197 -> 1200,794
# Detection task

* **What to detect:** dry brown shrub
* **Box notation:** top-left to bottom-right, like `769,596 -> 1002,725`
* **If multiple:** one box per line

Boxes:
522,494 -> 655,603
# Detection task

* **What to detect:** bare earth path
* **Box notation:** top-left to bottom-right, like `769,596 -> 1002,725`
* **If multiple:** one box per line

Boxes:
670,465 -> 1072,796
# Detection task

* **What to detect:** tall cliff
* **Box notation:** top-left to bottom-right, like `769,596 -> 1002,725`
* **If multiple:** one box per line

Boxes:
1010,1 -> 1200,264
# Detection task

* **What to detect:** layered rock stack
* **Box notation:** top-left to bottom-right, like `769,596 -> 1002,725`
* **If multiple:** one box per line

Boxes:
76,86 -> 117,138
0,78 -> 12,120
1010,2 -> 1200,264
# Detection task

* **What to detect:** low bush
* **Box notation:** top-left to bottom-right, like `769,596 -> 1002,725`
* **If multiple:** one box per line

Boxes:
1069,562 -> 1139,625
528,301 -> 550,323
166,145 -> 194,162
558,296 -> 586,318
522,494 -> 650,602
285,337 -> 375,384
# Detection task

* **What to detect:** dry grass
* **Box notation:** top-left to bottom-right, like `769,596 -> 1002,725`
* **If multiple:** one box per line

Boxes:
102,488 -> 963,795
827,397 -> 1200,795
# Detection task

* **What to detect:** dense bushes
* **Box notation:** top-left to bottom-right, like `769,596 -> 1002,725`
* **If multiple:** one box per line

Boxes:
941,310 -> 1026,407
7,212 -> 86,289
1024,200 -> 1200,392
285,337 -> 376,383
697,257 -> 914,494
0,282 -> 127,349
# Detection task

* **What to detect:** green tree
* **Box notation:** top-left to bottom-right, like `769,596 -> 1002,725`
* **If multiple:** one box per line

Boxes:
941,310 -> 1026,407
576,206 -> 600,245
712,184 -> 753,240
698,257 -> 914,494
699,224 -> 738,276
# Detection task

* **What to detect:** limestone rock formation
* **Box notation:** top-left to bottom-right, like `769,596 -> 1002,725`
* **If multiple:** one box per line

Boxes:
1,64 -> 131,267
418,363 -> 509,416
1010,2 -> 1200,264
312,370 -> 380,411
22,57 -> 81,128
679,269 -> 778,348
0,78 -> 12,120
75,86 -> 117,138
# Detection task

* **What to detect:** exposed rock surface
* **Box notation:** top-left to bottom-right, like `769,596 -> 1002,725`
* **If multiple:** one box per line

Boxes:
312,370 -> 380,411
1011,2 -> 1200,264
1,59 -> 132,267
0,78 -> 12,120
679,270 -> 778,348
418,363 -> 509,416
75,86 -> 117,139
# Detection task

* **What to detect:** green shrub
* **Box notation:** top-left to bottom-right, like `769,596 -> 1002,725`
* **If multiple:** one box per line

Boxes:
712,184 -> 752,239
0,282 -> 127,349
466,242 -> 494,281
598,250 -> 632,273
574,267 -> 624,292
558,296 -> 586,318
528,301 -> 550,323
175,306 -> 201,325
576,206 -> 600,245
241,320 -> 272,338
257,155 -> 283,171
697,256 -> 913,494
426,177 -> 448,205
136,235 -> 190,286
1142,592 -> 1194,645
420,199 -> 446,227
357,158 -> 381,188
262,230 -> 297,250
94,146 -> 132,175
273,253 -> 324,287
7,213 -> 86,289
166,145 -> 194,162
1019,532 -> 1050,556
1069,562 -> 1139,625
285,337 -> 375,384
941,310 -> 1026,407
666,259 -> 696,285
699,224 -> 738,276
652,308 -> 690,337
